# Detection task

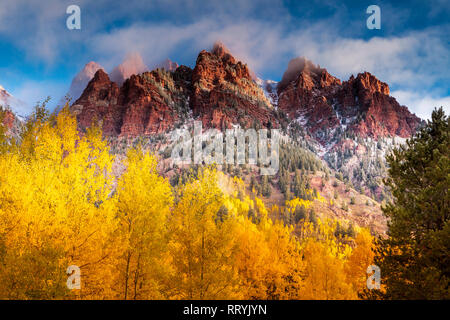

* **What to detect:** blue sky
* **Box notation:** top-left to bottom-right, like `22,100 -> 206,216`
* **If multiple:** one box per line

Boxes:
0,0 -> 449,118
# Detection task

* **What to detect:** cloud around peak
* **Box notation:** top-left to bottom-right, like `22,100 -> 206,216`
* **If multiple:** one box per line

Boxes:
0,0 -> 448,118
110,52 -> 149,85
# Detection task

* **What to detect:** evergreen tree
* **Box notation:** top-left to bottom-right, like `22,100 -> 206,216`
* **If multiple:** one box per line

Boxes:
261,175 -> 271,197
294,205 -> 307,224
250,176 -> 257,193
374,107 -> 450,299
293,170 -> 307,199
346,222 -> 356,238
308,209 -> 318,226
279,167 -> 289,194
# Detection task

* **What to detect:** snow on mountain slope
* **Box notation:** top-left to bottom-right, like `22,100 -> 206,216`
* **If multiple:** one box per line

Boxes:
256,78 -> 278,107
0,85 -> 28,119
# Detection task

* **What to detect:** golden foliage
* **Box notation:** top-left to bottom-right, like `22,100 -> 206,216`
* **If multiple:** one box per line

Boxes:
0,106 -> 375,300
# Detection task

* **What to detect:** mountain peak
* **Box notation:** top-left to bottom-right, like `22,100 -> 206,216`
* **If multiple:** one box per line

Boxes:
71,47 -> 421,143
67,61 -> 104,101
210,41 -> 259,80
74,69 -> 116,105
278,57 -> 340,93
0,84 -> 28,116
277,57 -> 421,141
92,69 -> 110,82
352,71 -> 390,96
211,41 -> 232,58
83,61 -> 103,73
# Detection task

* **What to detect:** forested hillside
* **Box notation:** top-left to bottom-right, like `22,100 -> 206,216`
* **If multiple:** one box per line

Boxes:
1,104 -> 447,299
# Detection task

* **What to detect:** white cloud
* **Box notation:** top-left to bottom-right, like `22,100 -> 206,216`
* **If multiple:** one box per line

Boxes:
0,0 -> 448,120
391,90 -> 450,120
90,20 -> 215,70
12,80 -> 67,114
89,18 -> 449,90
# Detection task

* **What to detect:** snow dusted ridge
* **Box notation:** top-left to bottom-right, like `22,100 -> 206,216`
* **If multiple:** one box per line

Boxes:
0,85 -> 28,120
256,78 -> 278,107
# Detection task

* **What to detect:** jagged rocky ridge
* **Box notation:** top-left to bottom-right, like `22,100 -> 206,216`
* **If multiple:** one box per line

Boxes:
72,44 -> 421,140
70,42 -> 422,202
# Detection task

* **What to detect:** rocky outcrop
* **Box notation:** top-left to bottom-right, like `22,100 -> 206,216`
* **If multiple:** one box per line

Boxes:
190,42 -> 276,130
73,42 -> 277,136
2,110 -> 14,130
72,47 -> 421,143
71,69 -> 122,135
67,61 -> 104,102
72,66 -> 192,137
277,57 -> 341,93
0,108 -> 23,139
335,72 -> 420,138
277,57 -> 422,143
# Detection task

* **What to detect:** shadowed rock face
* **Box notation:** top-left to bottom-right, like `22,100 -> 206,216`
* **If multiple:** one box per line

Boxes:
71,69 -> 121,136
72,66 -> 193,137
71,46 -> 421,143
277,57 -> 421,143
72,43 -> 276,137
190,42 -> 275,130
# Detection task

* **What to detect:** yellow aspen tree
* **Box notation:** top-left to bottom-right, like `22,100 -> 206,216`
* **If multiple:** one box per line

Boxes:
0,105 -> 120,299
234,216 -> 303,299
233,216 -> 270,299
300,239 -> 356,300
298,219 -> 357,300
115,147 -> 173,299
258,218 -> 304,299
0,151 -> 69,299
345,228 -> 375,295
165,168 -> 241,299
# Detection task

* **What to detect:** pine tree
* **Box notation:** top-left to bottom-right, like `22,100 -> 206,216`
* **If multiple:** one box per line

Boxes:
294,205 -> 307,224
374,107 -> 450,299
261,175 -> 271,197
250,175 -> 257,192
309,209 -> 318,226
